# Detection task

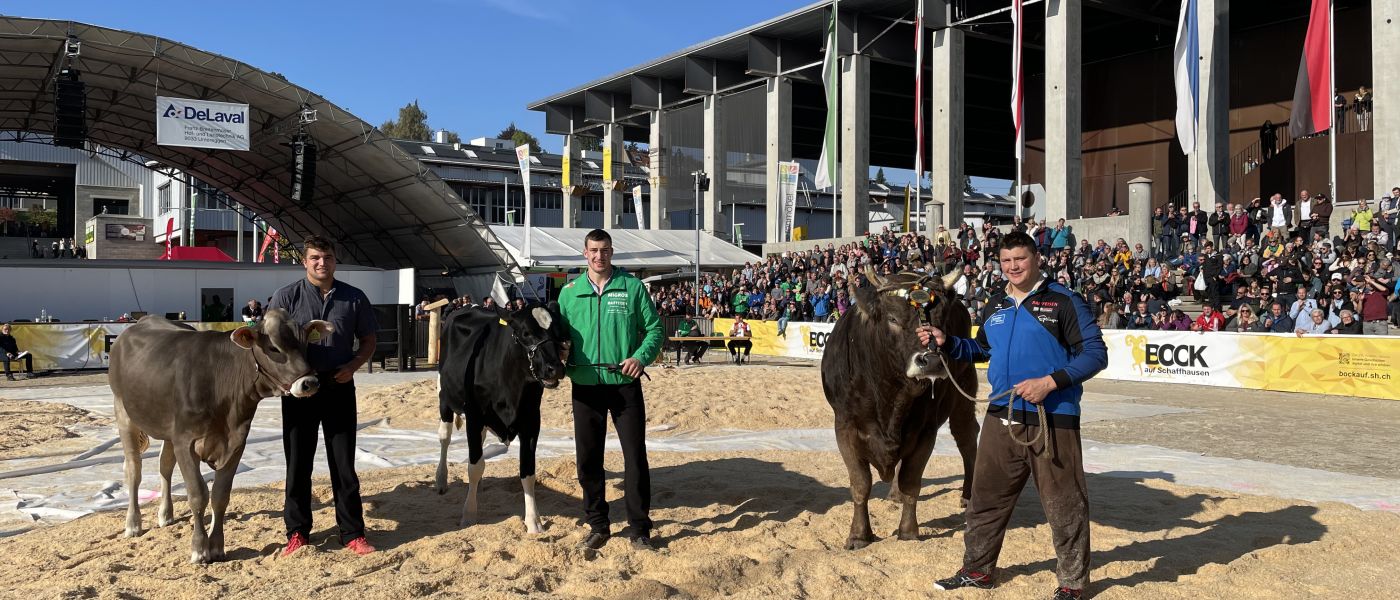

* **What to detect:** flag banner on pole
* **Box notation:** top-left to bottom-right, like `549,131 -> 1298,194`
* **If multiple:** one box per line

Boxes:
1289,0 -> 1332,138
904,184 -> 912,232
914,0 -> 925,188
1173,0 -> 1199,155
515,144 -> 533,258
1010,0 -> 1024,160
633,185 -> 647,230
561,153 -> 571,189
602,145 -> 613,183
779,161 -> 801,241
814,8 -> 839,191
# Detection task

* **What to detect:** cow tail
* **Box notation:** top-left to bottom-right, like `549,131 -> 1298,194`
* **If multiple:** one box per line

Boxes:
454,414 -> 464,431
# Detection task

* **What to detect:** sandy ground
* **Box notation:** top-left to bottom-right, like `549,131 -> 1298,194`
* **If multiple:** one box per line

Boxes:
0,451 -> 1396,599
4,365 -> 1400,597
0,398 -> 107,460
358,363 -> 832,435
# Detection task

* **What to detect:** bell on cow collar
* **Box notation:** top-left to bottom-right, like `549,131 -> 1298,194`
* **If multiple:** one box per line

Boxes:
908,288 -> 932,305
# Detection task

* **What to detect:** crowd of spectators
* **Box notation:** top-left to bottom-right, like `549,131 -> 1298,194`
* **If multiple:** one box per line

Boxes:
645,185 -> 1399,338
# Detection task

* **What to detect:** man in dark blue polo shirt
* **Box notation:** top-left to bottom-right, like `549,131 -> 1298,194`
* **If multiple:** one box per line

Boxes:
267,235 -> 378,557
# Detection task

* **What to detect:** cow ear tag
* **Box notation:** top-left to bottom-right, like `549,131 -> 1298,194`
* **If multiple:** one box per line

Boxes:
307,329 -> 323,343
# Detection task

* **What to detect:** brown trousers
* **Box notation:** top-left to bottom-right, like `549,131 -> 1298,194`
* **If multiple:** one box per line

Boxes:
962,412 -> 1091,589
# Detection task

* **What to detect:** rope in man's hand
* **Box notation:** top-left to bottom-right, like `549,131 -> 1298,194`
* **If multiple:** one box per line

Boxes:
935,352 -> 1047,450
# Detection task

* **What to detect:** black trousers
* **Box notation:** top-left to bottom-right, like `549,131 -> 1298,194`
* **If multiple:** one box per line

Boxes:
282,378 -> 365,544
727,340 -> 753,356
2,354 -> 32,377
572,380 -> 652,535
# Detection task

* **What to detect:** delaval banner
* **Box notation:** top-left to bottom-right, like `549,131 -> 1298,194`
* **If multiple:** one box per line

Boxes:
156,96 -> 250,151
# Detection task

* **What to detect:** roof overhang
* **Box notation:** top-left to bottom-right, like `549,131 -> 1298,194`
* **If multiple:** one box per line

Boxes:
0,17 -> 516,273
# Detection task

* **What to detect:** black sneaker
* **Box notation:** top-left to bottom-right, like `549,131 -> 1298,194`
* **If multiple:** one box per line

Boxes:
1051,587 -> 1082,600
577,531 -> 610,551
933,569 -> 994,591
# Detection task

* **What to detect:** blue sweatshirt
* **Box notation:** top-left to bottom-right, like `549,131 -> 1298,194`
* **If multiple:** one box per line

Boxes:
942,280 -> 1108,428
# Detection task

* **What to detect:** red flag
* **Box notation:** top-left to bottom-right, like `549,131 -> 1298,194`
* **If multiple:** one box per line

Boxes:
1011,0 -> 1024,159
1289,0 -> 1331,138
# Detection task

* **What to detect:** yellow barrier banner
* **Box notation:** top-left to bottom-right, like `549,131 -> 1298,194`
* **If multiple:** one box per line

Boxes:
9,322 -> 245,371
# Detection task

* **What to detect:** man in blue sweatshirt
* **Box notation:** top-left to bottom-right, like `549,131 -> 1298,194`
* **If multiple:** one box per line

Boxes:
920,231 -> 1108,600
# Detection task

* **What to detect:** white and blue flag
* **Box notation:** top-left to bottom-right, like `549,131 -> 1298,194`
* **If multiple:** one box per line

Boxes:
1173,0 -> 1200,155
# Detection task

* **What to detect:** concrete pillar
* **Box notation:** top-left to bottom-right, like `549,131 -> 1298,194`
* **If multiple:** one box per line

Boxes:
648,110 -> 666,231
601,124 -> 623,229
1195,0 -> 1229,211
1128,177 -> 1153,247
560,134 -> 576,228
929,2 -> 965,234
1045,0 -> 1082,221
1374,0 -> 1400,197
840,54 -> 870,238
765,77 -> 792,244
702,94 -> 722,234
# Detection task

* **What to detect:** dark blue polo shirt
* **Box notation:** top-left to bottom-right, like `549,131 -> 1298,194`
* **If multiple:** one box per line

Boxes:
268,277 -> 378,373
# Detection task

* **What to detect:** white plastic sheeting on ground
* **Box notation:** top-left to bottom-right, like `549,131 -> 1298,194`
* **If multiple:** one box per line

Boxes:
1,376 -> 1397,538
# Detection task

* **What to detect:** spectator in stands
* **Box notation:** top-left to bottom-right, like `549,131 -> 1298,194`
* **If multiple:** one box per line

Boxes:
1295,309 -> 1333,336
1051,218 -> 1071,253
1225,304 -> 1262,332
1360,274 -> 1391,335
726,315 -> 752,365
1161,309 -> 1193,331
1229,204 -> 1250,249
1268,194 -> 1292,241
1262,301 -> 1295,333
1125,301 -> 1154,330
1352,200 -> 1374,236
1209,204 -> 1229,249
1188,202 -> 1208,246
1,322 -> 32,381
1330,309 -> 1363,334
1310,194 -> 1334,240
29,240 -> 39,259
1192,304 -> 1225,332
1287,287 -> 1319,322
1097,302 -> 1124,330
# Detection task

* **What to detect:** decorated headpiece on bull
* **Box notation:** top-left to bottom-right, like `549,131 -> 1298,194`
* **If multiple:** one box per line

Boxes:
856,266 -> 965,381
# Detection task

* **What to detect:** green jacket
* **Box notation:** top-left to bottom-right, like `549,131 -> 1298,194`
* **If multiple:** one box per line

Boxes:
558,270 -> 664,385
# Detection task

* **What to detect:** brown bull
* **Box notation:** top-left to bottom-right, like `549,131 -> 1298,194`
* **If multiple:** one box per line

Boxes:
822,269 -> 980,549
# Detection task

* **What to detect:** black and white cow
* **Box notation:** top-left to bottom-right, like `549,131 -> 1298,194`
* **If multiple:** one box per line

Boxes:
435,302 -> 570,534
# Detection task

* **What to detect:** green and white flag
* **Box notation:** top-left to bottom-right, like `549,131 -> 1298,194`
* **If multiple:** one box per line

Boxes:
813,6 -> 838,191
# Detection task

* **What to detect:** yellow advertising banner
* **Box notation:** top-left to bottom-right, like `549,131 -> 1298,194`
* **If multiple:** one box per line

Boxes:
10,321 -> 246,371
561,155 -> 571,189
602,146 -> 613,182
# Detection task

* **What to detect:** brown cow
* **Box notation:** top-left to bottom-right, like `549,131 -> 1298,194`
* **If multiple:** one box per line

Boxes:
109,310 -> 329,563
822,269 -> 980,549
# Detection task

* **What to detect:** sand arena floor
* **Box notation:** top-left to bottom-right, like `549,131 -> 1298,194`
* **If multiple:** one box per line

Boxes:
1,361 -> 1398,598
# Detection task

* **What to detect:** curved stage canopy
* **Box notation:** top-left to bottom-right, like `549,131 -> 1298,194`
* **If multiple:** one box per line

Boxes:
0,17 -> 516,273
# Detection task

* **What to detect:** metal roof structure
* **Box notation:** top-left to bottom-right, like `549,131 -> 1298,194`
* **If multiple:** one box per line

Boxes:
0,17 -> 515,274
488,226 -> 762,271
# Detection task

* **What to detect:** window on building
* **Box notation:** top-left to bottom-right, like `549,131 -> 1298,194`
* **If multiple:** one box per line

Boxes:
93,198 -> 130,215
532,190 -> 561,211
157,183 -> 172,214
581,196 -> 603,212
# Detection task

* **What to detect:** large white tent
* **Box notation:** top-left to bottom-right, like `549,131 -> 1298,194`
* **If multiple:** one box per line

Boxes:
488,227 -> 761,272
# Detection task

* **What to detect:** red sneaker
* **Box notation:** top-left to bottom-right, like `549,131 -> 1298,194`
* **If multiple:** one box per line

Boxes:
282,532 -> 308,557
346,536 -> 375,555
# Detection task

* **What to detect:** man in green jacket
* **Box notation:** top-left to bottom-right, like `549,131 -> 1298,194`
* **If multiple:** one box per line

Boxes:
558,229 -> 664,551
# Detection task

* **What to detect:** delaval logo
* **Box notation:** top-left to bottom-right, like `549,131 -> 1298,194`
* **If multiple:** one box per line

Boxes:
162,103 -> 246,124
1144,343 -> 1209,368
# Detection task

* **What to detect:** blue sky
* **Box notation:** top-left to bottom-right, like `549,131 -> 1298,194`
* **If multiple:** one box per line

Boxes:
8,0 -> 1004,192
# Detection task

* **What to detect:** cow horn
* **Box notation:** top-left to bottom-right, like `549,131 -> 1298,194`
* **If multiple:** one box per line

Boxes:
863,266 -> 887,288
942,269 -> 960,289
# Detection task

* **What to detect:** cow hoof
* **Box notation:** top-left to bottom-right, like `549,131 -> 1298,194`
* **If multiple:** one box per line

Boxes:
124,526 -> 142,538
189,550 -> 212,564
525,521 -> 543,535
844,537 -> 872,550
208,548 -> 226,562
157,516 -> 175,528
896,530 -> 920,541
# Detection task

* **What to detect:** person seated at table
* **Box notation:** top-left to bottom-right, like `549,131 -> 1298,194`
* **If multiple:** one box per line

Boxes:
676,315 -> 708,364
727,315 -> 753,365
1,322 -> 33,381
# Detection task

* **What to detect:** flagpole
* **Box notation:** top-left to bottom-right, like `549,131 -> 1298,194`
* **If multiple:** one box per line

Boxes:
1328,0 -> 1337,204
833,0 -> 841,239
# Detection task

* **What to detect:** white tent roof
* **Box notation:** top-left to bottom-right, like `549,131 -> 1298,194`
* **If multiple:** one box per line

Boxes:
489,227 -> 762,271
